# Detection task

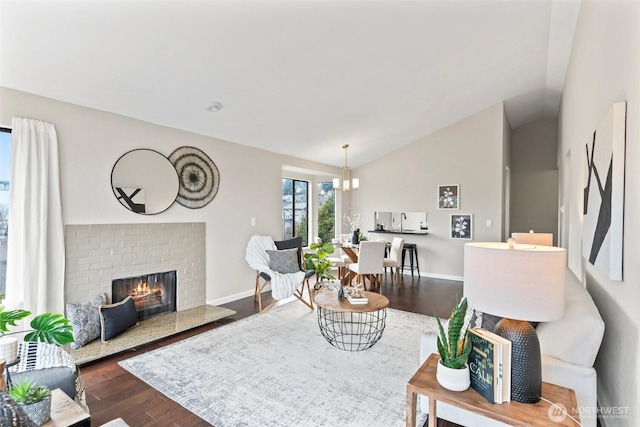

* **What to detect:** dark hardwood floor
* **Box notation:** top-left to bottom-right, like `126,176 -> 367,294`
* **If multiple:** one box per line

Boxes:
80,273 -> 463,426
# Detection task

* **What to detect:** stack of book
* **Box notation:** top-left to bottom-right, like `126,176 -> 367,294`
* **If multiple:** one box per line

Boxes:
468,328 -> 512,404
346,289 -> 368,304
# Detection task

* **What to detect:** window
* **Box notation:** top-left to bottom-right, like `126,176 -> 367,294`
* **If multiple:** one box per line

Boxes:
0,128 -> 11,298
317,182 -> 335,244
282,178 -> 308,246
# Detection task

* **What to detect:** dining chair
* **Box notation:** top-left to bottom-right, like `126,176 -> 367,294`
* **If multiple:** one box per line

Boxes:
383,237 -> 405,285
326,256 -> 346,279
347,241 -> 386,293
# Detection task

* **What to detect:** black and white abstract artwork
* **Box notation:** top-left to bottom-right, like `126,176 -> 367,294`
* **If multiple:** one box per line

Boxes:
450,214 -> 473,240
583,102 -> 626,281
115,187 -> 146,214
438,184 -> 459,210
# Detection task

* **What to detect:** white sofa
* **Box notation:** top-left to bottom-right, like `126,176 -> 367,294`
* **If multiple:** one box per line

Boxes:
419,270 -> 604,427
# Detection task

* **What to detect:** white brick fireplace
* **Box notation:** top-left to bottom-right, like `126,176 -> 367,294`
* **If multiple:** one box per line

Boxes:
64,222 -> 206,310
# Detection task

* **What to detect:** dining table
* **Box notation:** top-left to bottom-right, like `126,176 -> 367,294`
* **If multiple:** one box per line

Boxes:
334,243 -> 359,286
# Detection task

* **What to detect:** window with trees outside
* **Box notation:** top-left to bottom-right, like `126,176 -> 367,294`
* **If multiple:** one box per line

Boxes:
0,128 -> 11,298
282,178 -> 308,246
317,182 -> 335,245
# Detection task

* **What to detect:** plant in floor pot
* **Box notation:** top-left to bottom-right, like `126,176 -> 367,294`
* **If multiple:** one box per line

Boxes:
8,379 -> 52,425
304,242 -> 336,283
305,242 -> 342,297
435,297 -> 472,391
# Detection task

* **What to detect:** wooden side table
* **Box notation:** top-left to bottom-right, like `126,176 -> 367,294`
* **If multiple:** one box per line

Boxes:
43,388 -> 91,427
406,354 -> 579,427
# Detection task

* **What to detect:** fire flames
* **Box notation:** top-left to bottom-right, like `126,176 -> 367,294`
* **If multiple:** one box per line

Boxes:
130,281 -> 164,308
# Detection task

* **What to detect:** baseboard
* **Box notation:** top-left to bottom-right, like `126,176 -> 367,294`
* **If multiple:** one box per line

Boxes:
401,271 -> 463,282
208,285 -> 271,306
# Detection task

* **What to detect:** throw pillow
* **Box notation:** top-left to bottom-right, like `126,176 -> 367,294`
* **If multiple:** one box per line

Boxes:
99,296 -> 138,342
0,390 -> 37,427
266,248 -> 299,274
66,293 -> 107,349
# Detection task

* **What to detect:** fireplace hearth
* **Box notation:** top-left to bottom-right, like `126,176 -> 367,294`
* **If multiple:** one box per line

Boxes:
112,271 -> 177,320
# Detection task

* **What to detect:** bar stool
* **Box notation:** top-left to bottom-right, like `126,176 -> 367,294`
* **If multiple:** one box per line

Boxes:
401,243 -> 420,277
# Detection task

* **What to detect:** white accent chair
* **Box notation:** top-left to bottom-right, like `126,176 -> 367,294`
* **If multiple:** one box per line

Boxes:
251,236 -> 315,313
383,237 -> 404,285
347,241 -> 386,292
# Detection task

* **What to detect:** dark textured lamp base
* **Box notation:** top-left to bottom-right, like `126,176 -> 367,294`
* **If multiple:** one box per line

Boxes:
494,318 -> 542,403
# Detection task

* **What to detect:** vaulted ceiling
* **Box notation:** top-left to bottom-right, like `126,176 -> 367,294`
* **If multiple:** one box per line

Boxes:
0,0 -> 581,168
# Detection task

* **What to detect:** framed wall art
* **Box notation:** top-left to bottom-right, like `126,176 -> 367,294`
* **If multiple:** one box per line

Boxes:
450,214 -> 473,240
583,102 -> 626,281
438,185 -> 459,210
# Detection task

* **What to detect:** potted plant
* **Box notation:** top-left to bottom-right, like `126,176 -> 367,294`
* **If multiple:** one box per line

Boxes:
435,297 -> 472,391
8,379 -> 52,425
0,303 -> 74,364
304,242 -> 336,282
0,306 -> 74,344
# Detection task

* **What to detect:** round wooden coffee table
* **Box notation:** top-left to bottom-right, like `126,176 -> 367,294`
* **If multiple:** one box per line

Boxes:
313,290 -> 390,351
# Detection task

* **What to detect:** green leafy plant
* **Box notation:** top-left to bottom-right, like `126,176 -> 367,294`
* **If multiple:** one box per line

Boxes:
8,380 -> 51,405
0,307 -> 74,346
304,242 -> 336,281
435,297 -> 472,369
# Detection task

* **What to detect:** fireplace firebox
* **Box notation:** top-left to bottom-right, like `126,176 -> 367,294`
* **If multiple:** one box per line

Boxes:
112,270 -> 177,320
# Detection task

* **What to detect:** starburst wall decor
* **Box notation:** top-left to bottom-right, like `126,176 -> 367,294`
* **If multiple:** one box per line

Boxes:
169,146 -> 220,209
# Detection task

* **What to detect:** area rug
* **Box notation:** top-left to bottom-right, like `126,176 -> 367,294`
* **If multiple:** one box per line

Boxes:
119,301 -> 438,426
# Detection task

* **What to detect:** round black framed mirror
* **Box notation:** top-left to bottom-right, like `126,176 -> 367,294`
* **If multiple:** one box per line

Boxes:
111,149 -> 179,215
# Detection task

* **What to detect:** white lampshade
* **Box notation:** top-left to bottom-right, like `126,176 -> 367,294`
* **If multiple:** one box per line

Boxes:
464,242 -> 566,322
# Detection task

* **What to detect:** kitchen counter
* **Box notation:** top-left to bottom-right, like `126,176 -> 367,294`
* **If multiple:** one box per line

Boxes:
368,230 -> 429,235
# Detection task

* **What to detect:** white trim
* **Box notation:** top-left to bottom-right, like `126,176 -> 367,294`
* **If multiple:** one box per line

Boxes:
400,271 -> 463,282
208,284 -> 272,306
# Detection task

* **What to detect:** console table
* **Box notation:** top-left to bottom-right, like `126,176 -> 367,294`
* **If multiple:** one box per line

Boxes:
406,353 -> 580,427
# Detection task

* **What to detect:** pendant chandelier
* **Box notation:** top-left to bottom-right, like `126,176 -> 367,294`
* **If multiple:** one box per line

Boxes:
333,144 -> 359,191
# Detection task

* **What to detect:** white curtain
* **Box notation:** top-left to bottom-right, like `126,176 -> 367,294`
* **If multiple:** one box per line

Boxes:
6,117 -> 65,314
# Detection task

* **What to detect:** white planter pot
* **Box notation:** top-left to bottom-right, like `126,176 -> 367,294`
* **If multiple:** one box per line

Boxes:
0,337 -> 19,364
436,360 -> 470,391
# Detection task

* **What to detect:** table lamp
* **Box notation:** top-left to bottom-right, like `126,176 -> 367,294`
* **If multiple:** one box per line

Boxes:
464,240 -> 566,403
511,230 -> 554,246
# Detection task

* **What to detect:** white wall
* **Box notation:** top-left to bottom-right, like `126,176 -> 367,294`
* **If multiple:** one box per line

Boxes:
0,87 -> 341,305
352,103 -> 507,279
559,1 -> 639,425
